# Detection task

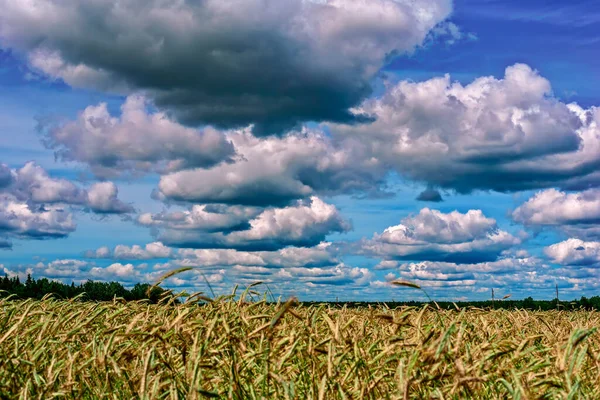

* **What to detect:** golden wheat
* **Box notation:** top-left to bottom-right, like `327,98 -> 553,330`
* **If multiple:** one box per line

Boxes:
0,295 -> 599,399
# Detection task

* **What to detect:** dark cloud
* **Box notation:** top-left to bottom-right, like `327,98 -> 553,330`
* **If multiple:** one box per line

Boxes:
0,164 -> 13,189
0,0 -> 451,135
416,188 -> 443,202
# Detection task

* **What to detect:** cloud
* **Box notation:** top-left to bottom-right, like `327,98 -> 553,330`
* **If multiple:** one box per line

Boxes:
0,164 -> 13,189
4,258 -> 163,285
426,21 -> 477,46
276,264 -> 373,287
138,204 -> 258,234
4,162 -> 133,213
39,96 -> 235,178
0,0 -> 451,135
545,238 -> 600,267
365,256 -> 600,299
85,242 -> 173,260
397,257 -> 543,282
89,263 -> 142,282
177,241 -> 339,269
512,188 -> 600,239
86,182 -> 135,214
154,197 -> 351,250
36,259 -> 89,278
0,194 -> 76,246
10,162 -> 87,204
157,127 -> 388,206
416,188 -> 443,202
0,162 -> 133,247
360,208 -> 520,263
85,241 -> 339,272
328,64 -> 600,193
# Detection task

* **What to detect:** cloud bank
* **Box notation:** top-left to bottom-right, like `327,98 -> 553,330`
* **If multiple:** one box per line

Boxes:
0,0 -> 451,135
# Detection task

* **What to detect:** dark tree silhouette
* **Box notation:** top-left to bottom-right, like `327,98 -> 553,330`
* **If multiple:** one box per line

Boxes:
0,274 -> 170,303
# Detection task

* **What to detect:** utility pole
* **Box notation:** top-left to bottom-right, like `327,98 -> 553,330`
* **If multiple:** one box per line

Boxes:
556,283 -> 560,310
491,288 -> 495,309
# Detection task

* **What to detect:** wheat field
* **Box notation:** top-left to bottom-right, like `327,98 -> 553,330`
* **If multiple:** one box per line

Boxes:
0,294 -> 599,399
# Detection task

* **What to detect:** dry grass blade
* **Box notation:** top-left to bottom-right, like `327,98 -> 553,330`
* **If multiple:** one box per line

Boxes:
503,295 -> 512,299
389,280 -> 421,289
146,266 -> 194,296
270,297 -> 298,329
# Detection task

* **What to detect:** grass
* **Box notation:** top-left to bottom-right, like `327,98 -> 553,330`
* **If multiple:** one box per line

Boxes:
1,293 -> 599,399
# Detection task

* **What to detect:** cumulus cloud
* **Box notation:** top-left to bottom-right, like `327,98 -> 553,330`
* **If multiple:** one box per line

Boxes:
39,96 -> 235,178
85,241 -> 339,272
154,197 -> 351,250
138,204 -> 258,233
360,208 -> 520,263
513,189 -> 600,239
10,162 -> 87,204
275,264 -> 373,287
158,128 -> 387,206
0,162 -> 133,247
545,238 -> 600,267
0,0 -> 451,135
85,242 -> 173,260
0,195 -> 76,246
35,259 -> 89,278
364,256 -> 598,299
4,258 -> 164,285
329,64 -> 600,193
0,164 -> 13,189
4,162 -> 133,213
86,182 -> 135,214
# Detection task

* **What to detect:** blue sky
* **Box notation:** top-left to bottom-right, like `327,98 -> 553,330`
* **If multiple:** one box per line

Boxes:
0,0 -> 599,301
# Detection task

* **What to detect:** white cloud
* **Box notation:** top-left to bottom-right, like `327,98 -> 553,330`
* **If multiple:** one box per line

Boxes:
154,197 -> 351,250
87,182 -> 135,214
328,64 -> 600,193
138,204 -> 258,233
360,208 -> 520,263
158,127 -> 386,206
3,162 -> 133,213
40,96 -> 235,178
513,189 -> 600,238
545,238 -> 600,266
86,242 -> 173,260
10,162 -> 87,204
0,162 -> 133,247
0,194 -> 76,244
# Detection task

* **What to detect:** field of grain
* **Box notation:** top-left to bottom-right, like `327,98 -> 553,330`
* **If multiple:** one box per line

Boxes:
1,295 -> 599,399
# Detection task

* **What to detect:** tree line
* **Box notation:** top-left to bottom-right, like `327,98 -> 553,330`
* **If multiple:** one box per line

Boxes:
2,273 -> 600,310
0,274 -> 168,303
303,296 -> 600,311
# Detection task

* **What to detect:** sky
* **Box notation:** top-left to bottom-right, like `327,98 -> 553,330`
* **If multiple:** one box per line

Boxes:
0,0 -> 599,301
